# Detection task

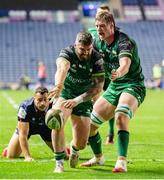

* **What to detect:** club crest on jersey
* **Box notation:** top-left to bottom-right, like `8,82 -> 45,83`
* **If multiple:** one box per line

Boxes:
18,107 -> 27,119
70,64 -> 77,73
79,64 -> 86,69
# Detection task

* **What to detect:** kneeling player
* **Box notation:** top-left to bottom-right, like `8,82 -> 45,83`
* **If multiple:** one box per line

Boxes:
2,87 -> 69,161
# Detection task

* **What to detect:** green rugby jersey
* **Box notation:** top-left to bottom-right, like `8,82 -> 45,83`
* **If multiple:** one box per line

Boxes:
93,29 -> 145,86
58,46 -> 104,97
88,27 -> 98,39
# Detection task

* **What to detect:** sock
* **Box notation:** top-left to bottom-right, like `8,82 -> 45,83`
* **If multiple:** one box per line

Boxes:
88,132 -> 102,155
71,145 -> 79,154
117,130 -> 129,157
109,118 -> 114,135
55,151 -> 65,161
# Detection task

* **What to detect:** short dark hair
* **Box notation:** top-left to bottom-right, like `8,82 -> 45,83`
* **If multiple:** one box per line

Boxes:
35,86 -> 48,95
75,31 -> 93,46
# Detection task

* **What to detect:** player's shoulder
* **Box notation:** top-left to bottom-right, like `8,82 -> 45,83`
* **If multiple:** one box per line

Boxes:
92,48 -> 103,59
60,46 -> 74,55
88,27 -> 96,33
59,46 -> 74,60
19,98 -> 34,111
117,30 -> 136,49
91,49 -> 104,67
88,27 -> 98,39
93,36 -> 106,52
18,98 -> 34,119
117,29 -> 132,43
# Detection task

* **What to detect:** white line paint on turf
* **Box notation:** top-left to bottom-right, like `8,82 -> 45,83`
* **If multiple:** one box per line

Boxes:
1,142 -> 164,147
0,159 -> 163,163
0,159 -> 54,163
2,92 -> 19,109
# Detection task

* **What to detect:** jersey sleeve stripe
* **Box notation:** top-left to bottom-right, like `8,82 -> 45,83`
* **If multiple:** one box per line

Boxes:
119,52 -> 132,58
92,72 -> 105,77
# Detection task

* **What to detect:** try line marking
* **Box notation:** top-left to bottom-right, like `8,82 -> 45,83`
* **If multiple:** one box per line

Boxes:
0,158 -> 163,163
2,92 -> 19,109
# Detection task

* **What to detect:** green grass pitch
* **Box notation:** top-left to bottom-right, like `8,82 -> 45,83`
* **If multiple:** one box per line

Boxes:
0,89 -> 164,179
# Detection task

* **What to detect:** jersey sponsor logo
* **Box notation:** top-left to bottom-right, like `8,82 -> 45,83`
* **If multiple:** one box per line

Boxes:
67,75 -> 90,84
18,107 -> 27,119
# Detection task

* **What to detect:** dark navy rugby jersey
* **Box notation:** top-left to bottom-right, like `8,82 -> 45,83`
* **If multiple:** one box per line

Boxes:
17,98 -> 52,126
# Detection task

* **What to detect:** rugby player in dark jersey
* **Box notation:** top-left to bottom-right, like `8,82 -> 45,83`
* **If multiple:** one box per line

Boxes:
2,87 -> 55,161
47,31 -> 104,173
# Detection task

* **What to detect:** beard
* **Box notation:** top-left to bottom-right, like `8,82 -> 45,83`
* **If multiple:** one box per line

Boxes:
78,54 -> 90,61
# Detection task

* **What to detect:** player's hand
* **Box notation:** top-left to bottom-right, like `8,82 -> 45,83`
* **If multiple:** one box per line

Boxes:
24,157 -> 34,162
62,99 -> 77,109
111,69 -> 120,81
48,86 -> 62,100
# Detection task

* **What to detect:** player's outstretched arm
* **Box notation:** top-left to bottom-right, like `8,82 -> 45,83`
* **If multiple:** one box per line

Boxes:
63,75 -> 104,109
111,57 -> 131,81
18,121 -> 33,161
48,57 -> 70,100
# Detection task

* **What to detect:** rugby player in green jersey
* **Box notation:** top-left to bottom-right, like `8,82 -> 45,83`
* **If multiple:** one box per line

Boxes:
81,11 -> 146,172
47,31 -> 104,173
88,4 -> 115,145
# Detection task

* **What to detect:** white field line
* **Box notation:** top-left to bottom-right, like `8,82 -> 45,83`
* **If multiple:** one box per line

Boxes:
0,143 -> 52,147
0,159 -> 54,163
0,158 -> 163,163
2,92 -> 19,109
1,92 -> 163,120
1,142 -> 164,147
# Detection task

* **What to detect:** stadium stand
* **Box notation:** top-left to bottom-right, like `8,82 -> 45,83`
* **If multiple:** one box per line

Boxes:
122,0 -> 164,20
122,0 -> 158,6
117,21 -> 164,79
0,21 -> 164,85
0,22 -> 83,85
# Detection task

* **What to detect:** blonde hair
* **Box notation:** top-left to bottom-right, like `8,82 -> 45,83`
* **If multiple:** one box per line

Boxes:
98,4 -> 110,11
96,4 -> 110,15
95,11 -> 116,30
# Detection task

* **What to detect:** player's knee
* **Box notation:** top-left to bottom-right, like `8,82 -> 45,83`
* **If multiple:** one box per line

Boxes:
73,141 -> 86,150
91,110 -> 105,128
115,104 -> 132,120
76,144 -> 86,150
115,104 -> 132,130
75,138 -> 88,150
7,154 -> 13,158
6,151 -> 17,158
89,127 -> 98,137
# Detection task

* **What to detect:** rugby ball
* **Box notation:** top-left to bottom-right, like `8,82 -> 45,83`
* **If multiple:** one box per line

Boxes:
45,109 -> 64,129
